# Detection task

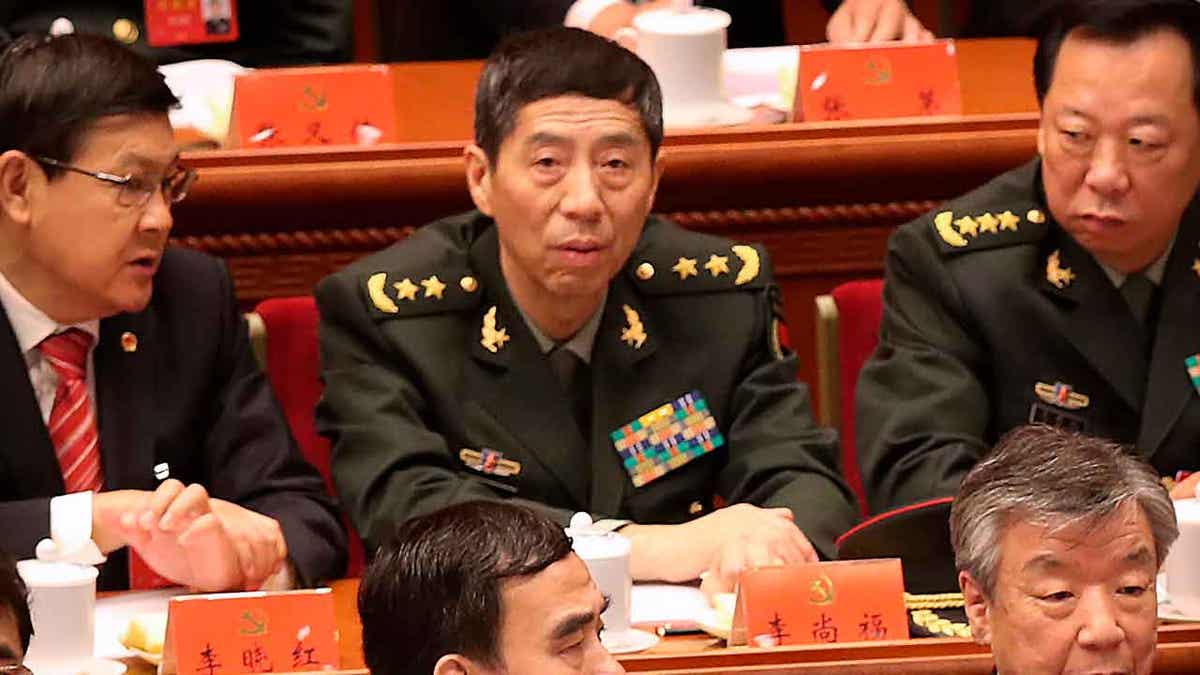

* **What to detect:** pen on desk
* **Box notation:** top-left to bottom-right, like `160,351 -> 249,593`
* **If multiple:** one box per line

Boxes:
656,622 -> 706,637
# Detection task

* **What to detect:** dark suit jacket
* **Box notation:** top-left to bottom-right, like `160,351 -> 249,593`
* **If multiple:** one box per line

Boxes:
377,0 -> 784,61
857,160 -> 1200,513
0,1 -> 352,66
316,212 -> 857,559
0,247 -> 347,590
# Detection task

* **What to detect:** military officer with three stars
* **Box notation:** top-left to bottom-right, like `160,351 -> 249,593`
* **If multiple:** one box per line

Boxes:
315,27 -> 857,592
857,0 -> 1200,515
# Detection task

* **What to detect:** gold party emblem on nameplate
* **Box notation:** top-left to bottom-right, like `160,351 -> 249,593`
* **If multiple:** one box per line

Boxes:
460,448 -> 521,477
1035,381 -> 1090,410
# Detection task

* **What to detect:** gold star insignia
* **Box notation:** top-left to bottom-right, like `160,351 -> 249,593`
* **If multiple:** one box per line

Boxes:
954,216 -> 979,238
976,213 -> 1000,234
421,275 -> 446,299
1193,258 -> 1200,279
704,254 -> 730,277
672,257 -> 699,280
394,278 -> 419,301
998,210 -> 1020,232
1046,249 -> 1075,289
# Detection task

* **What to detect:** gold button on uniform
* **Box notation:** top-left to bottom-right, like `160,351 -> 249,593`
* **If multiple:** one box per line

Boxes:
459,276 -> 479,293
688,501 -> 704,515
112,18 -> 139,44
636,262 -> 655,281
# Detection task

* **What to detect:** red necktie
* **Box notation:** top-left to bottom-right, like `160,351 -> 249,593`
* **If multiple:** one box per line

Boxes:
37,329 -> 103,493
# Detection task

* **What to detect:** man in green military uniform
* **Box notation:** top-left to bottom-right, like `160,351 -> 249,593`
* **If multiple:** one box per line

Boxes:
858,0 -> 1200,515
316,27 -> 857,591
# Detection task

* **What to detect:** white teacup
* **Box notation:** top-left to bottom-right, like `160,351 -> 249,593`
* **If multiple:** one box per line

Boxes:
567,514 -> 632,634
623,7 -> 753,129
16,560 -> 98,672
1164,498 -> 1200,616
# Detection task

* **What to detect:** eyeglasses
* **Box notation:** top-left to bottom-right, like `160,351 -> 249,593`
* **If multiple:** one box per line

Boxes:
34,156 -> 198,208
0,663 -> 32,675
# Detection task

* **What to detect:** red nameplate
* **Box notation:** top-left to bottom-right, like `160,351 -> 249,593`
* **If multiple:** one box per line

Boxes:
160,588 -> 338,675
729,559 -> 909,647
230,65 -> 400,148
793,40 -> 962,122
145,0 -> 240,47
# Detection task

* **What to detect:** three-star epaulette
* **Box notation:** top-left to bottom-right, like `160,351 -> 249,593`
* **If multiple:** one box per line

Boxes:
627,242 -> 771,295
931,205 -> 1049,256
361,267 -> 483,319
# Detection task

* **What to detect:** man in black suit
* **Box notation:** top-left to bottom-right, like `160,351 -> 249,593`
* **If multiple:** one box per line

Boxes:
856,0 -> 1200,513
0,1 -> 352,66
0,33 -> 346,590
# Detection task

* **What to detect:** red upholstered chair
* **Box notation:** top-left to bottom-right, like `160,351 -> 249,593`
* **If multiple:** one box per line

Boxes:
252,296 -> 366,577
814,279 -> 885,515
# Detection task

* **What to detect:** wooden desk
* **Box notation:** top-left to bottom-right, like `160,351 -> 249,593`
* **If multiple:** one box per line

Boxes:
173,38 -> 1040,419
327,578 -> 1200,674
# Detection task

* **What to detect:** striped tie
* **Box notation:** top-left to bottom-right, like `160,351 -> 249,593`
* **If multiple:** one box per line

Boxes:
37,329 -> 103,493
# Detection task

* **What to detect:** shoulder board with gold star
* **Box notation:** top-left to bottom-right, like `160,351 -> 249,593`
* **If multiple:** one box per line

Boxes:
931,206 -> 1049,257
629,219 -> 771,296
361,267 -> 484,319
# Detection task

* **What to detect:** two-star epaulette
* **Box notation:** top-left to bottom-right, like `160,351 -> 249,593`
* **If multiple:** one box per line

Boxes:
627,241 -> 771,295
931,205 -> 1049,256
362,267 -> 483,319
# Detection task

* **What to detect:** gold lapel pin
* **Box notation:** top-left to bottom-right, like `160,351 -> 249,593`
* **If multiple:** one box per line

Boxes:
121,331 -> 138,353
621,304 -> 647,349
480,306 -> 510,353
1192,258 -> 1200,279
1046,249 -> 1075,289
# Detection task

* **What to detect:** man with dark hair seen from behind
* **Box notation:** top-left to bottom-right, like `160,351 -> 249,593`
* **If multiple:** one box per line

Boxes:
0,33 -> 346,591
951,425 -> 1179,674
0,556 -> 32,674
359,501 -> 623,675
857,0 -> 1200,514
318,27 -> 857,595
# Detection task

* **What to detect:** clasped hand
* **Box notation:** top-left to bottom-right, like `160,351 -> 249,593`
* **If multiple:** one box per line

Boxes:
92,480 -> 287,591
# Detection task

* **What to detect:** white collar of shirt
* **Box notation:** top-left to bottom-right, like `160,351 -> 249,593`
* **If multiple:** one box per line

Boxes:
0,271 -> 99,356
1097,235 -> 1175,289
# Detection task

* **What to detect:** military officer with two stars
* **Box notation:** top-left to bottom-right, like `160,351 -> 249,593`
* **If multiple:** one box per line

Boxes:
856,0 -> 1200,515
315,27 -> 857,593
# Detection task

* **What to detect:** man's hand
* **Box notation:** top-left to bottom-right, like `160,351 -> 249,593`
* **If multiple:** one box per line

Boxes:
110,480 -> 245,592
209,499 -> 288,590
622,504 -> 817,591
1171,472 -> 1200,499
827,0 -> 933,44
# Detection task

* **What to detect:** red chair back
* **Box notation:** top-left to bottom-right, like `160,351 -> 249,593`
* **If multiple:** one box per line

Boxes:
830,279 -> 885,513
254,296 -> 366,576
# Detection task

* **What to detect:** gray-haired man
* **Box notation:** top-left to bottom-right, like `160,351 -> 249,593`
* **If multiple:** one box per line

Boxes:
951,425 -> 1179,675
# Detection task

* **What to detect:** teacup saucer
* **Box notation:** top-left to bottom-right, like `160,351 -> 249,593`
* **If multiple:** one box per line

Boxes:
601,627 -> 660,654
23,657 -> 127,675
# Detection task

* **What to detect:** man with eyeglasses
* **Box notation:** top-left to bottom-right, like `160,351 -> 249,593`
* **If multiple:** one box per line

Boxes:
0,33 -> 347,592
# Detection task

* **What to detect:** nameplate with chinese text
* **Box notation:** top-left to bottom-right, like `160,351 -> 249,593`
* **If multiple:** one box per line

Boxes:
729,559 -> 909,647
793,40 -> 961,123
230,65 -> 400,148
160,588 -> 338,675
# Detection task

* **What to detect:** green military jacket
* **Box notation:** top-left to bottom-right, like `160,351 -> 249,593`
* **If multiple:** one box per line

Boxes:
316,211 -> 857,558
858,160 -> 1200,513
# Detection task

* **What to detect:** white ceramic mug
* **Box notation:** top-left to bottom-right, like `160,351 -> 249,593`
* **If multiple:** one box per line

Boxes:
16,560 -> 98,672
568,519 -> 632,633
1164,498 -> 1200,616
621,7 -> 753,129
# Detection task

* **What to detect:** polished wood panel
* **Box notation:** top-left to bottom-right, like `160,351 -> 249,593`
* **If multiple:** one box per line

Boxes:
172,39 -> 1039,418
